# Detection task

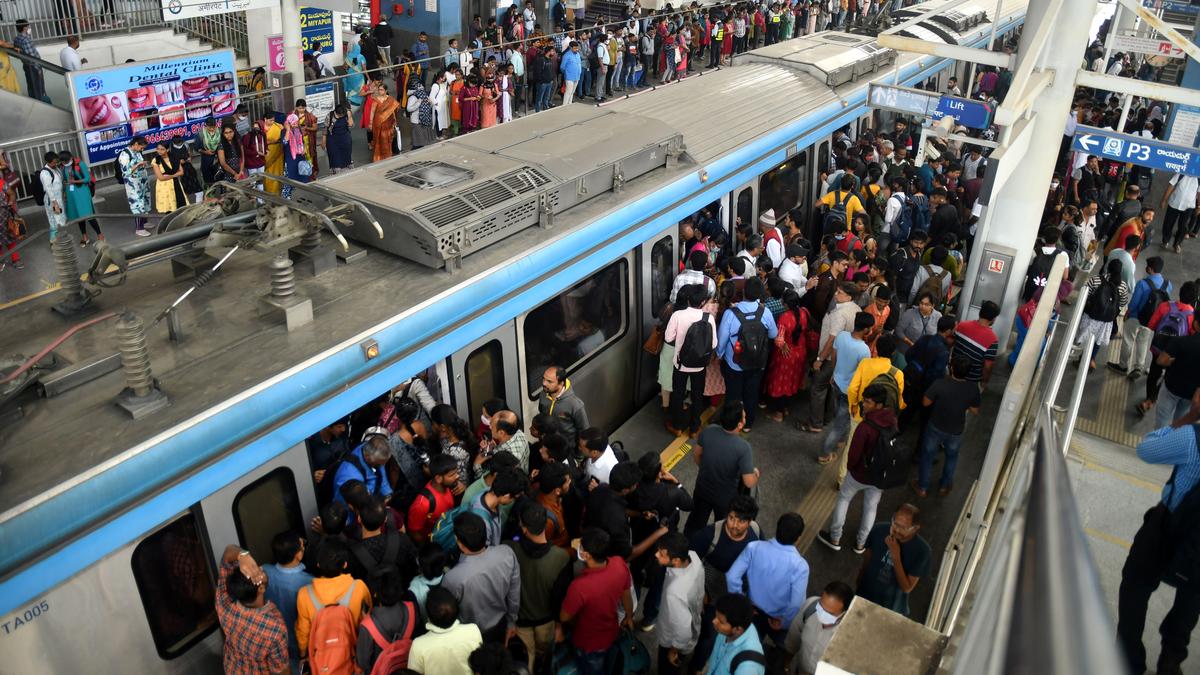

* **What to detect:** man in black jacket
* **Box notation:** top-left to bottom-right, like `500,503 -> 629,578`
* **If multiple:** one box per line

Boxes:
889,231 -> 928,306
1101,183 -> 1142,243
532,46 -> 556,112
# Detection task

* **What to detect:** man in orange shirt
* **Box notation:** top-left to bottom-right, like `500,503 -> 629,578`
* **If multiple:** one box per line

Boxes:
864,286 -> 893,356
1104,208 -> 1155,260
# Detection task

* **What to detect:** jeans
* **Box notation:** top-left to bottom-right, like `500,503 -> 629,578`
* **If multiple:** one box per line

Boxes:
917,423 -> 963,490
23,64 -> 45,102
621,60 -> 636,89
670,368 -> 706,433
580,67 -> 592,97
829,473 -> 882,548
807,359 -> 835,427
822,386 -> 851,455
576,648 -> 611,675
1117,512 -> 1200,673
535,81 -> 553,111
709,40 -> 722,67
721,362 -> 764,427
1115,318 -> 1152,374
684,492 -> 729,536
1156,383 -> 1194,429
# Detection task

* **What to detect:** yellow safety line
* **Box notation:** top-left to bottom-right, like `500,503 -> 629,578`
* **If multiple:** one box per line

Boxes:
0,283 -> 61,311
1085,527 -> 1132,550
659,407 -> 715,472
1074,455 -> 1164,493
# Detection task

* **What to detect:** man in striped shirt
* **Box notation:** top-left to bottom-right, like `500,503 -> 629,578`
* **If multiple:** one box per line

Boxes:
950,301 -> 999,387
1117,391 -> 1200,675
670,249 -> 716,304
216,544 -> 289,675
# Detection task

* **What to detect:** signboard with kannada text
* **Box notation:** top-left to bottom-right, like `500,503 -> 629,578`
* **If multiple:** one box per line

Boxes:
161,0 -> 275,22
1072,124 -> 1200,176
67,49 -> 239,165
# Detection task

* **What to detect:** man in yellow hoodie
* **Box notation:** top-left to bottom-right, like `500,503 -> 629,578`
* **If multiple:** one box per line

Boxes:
295,538 -> 372,658
840,334 -> 905,486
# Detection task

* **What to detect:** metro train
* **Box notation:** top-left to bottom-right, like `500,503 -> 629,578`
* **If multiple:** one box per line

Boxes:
0,1 -> 1026,671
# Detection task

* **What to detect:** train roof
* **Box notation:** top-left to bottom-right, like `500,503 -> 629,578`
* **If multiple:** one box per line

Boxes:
0,0 -> 1027,588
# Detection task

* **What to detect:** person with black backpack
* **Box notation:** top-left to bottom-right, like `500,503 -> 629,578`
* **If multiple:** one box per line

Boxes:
1078,258 -> 1131,371
817,384 -> 899,555
716,277 -> 778,432
1113,256 -> 1172,378
1117,391 -> 1200,675
347,498 -> 418,598
666,284 -> 718,436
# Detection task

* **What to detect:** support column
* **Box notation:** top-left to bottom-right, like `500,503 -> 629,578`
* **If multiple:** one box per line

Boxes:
281,0 -> 309,102
958,0 -> 1096,344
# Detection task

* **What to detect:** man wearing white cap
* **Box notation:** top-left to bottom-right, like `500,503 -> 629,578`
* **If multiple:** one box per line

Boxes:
759,209 -> 785,269
778,244 -> 808,293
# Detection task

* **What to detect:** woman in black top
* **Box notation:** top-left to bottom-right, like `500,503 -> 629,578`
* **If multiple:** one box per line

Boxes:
150,142 -> 187,213
216,124 -> 244,183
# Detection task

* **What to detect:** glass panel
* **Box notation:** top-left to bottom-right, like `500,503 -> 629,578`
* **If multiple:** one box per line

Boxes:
649,236 -> 674,313
819,141 -> 832,175
232,467 -> 305,564
736,188 -> 754,232
758,154 -> 807,218
466,340 -> 506,423
131,514 -> 217,659
524,261 -> 628,398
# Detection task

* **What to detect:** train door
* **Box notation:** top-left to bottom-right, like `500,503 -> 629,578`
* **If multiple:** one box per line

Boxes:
759,151 -> 809,228
198,444 -> 316,566
448,325 -> 520,430
731,182 -> 757,245
517,255 -> 636,434
636,228 -> 677,403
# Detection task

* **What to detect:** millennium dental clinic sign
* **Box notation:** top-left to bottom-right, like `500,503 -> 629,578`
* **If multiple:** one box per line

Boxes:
67,50 -> 240,165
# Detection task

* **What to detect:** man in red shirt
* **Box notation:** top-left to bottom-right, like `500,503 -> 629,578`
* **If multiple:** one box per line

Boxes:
406,454 -> 461,543
951,301 -> 1000,387
557,528 -> 635,674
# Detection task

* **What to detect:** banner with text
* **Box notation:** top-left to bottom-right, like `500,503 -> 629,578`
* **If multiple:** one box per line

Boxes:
68,50 -> 239,165
161,0 -> 275,22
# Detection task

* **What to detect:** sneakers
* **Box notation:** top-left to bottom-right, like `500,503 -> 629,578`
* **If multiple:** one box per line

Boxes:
135,228 -> 150,237
852,542 -> 866,555
817,530 -> 841,552
637,619 -> 656,633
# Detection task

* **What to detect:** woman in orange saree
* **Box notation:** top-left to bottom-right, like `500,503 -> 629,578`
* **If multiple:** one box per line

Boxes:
369,80 -> 400,161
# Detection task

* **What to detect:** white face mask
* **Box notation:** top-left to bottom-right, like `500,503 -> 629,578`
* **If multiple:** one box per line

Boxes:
1050,182 -> 1060,190
577,548 -> 586,562
481,414 -> 490,428
814,604 -> 840,625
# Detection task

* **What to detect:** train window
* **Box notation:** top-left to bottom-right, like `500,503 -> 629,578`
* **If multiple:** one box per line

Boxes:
650,236 -> 673,313
131,513 -> 218,659
465,340 -> 506,424
735,188 -> 753,231
758,154 -> 807,219
524,260 -> 628,398
232,468 -> 305,563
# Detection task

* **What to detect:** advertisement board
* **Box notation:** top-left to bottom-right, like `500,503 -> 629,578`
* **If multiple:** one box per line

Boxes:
68,49 -> 239,165
267,34 -> 286,72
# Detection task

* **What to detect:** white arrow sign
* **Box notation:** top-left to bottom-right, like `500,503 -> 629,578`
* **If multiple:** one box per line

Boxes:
1077,134 -> 1099,152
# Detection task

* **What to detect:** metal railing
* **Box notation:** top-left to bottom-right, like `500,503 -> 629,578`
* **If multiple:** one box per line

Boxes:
0,45 -> 71,107
1,0 -> 249,59
1,131 -> 104,203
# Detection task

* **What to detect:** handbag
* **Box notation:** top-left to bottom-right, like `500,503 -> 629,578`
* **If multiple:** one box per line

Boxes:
642,326 -> 664,355
6,216 -> 26,239
297,159 -> 313,177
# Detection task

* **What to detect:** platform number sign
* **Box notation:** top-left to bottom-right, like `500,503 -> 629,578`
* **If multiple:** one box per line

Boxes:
1073,124 -> 1200,176
988,258 -> 1005,274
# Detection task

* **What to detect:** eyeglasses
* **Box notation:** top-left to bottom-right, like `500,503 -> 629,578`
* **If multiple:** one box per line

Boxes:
891,518 -> 917,533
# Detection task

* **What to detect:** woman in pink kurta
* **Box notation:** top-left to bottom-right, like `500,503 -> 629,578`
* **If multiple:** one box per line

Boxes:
480,78 -> 499,128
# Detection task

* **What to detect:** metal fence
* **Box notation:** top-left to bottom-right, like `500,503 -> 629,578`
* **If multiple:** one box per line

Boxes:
0,0 -> 249,59
1,131 -> 106,203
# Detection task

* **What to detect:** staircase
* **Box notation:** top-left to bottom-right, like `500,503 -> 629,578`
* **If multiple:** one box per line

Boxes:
590,0 -> 629,26
37,29 -> 248,70
1154,8 -> 1194,85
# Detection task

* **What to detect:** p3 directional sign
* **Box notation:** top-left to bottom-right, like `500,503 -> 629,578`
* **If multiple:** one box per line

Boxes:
1072,125 -> 1200,177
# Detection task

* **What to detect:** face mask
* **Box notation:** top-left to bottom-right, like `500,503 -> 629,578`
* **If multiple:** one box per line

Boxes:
577,548 -> 586,562
814,604 -> 840,625
1050,182 -> 1060,189
481,414 -> 490,428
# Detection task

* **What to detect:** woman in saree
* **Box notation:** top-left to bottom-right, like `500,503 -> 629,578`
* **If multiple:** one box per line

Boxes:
369,79 -> 401,161
480,75 -> 499,129
344,43 -> 369,111
258,117 -> 284,195
459,74 -> 482,133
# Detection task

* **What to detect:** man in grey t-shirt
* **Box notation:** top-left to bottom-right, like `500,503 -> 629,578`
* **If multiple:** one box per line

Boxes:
684,400 -> 759,535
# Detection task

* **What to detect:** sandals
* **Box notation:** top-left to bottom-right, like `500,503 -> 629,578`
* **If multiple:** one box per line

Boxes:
817,452 -> 837,465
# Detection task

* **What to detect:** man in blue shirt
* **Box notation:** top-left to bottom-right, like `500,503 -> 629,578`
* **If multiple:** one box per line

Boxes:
725,513 -> 808,646
1112,255 -> 1170,377
1118,391 -> 1200,675
817,312 -> 874,465
705,593 -> 766,675
263,531 -> 313,673
717,277 -> 778,432
331,429 -> 394,506
560,41 -> 582,105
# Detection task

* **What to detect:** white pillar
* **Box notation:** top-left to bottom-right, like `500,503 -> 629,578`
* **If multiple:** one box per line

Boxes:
280,0 -> 308,101
958,0 -> 1096,343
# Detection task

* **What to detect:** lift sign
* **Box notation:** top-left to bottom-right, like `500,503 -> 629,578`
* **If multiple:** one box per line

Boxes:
1072,124 -> 1200,177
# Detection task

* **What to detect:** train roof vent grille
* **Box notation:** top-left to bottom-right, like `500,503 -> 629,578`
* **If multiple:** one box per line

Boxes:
823,33 -> 862,44
414,195 -> 477,228
497,166 -> 554,194
460,181 -> 515,210
385,161 -> 475,190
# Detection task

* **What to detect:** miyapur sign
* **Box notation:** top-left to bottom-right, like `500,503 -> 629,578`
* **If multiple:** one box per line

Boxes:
68,49 -> 239,165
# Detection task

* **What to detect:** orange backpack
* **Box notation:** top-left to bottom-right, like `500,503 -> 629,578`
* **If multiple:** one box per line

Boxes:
306,584 -> 358,675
